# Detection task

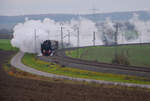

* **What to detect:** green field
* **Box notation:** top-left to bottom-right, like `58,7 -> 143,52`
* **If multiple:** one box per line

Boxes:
66,45 -> 150,67
22,53 -> 150,85
1,39 -> 150,84
0,39 -> 18,51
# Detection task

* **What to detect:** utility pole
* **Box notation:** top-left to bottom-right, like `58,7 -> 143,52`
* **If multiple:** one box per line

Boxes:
9,33 -> 13,51
122,32 -> 124,44
93,31 -> 96,46
115,23 -> 119,45
77,27 -> 80,58
114,23 -> 119,59
60,25 -> 64,49
77,27 -> 80,48
67,30 -> 71,47
140,32 -> 142,46
89,2 -> 98,47
34,29 -> 37,53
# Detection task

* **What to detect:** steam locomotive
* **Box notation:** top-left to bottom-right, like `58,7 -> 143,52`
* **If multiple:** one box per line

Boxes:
41,40 -> 58,56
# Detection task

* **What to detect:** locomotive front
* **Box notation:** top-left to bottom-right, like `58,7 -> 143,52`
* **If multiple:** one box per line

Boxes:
41,40 -> 58,56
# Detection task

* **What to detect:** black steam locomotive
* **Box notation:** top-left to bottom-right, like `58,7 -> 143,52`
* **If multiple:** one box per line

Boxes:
41,40 -> 58,56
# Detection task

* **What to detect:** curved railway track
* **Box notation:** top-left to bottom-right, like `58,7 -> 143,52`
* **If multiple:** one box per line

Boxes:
39,43 -> 150,78
56,50 -> 150,73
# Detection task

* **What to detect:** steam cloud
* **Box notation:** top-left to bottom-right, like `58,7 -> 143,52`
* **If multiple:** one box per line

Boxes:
11,17 -> 101,53
11,14 -> 150,53
98,13 -> 150,45
129,13 -> 150,43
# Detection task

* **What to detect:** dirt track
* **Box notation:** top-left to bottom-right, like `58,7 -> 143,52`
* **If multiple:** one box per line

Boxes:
1,50 -> 150,101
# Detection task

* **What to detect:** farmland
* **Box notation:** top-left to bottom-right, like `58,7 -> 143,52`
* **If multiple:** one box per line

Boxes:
22,52 -> 150,85
1,39 -> 150,101
0,39 -> 18,51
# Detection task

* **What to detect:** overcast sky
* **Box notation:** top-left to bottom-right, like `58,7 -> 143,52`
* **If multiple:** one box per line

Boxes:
0,0 -> 150,16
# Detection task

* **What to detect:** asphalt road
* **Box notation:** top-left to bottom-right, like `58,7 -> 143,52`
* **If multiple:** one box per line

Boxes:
11,51 -> 150,88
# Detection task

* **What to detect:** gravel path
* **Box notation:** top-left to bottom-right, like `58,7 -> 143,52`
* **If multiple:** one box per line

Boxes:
11,51 -> 150,89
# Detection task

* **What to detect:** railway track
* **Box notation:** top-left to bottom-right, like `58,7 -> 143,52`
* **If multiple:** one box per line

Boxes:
39,43 -> 150,78
55,50 -> 150,73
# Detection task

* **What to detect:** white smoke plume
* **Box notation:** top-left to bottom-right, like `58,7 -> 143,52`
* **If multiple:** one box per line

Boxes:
98,13 -> 150,45
97,18 -> 116,45
11,17 -> 101,53
11,14 -> 150,54
129,13 -> 150,43
70,18 -> 101,46
11,18 -> 61,53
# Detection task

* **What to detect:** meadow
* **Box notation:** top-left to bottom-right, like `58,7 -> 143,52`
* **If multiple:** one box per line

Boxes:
0,39 -> 18,51
66,44 -> 150,67
22,53 -> 150,85
1,39 -> 150,85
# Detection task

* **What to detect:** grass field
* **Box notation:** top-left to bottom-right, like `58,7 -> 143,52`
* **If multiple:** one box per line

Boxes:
1,39 -> 150,84
22,53 -> 150,85
2,51 -> 150,101
0,39 -> 18,51
66,44 -> 150,67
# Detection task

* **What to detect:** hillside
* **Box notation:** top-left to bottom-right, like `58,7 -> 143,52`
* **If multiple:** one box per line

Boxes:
0,10 -> 150,30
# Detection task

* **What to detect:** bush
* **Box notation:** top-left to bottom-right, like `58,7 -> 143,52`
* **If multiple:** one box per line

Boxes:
112,51 -> 130,65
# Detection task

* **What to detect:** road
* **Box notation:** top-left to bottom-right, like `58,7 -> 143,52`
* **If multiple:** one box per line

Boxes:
11,51 -> 150,88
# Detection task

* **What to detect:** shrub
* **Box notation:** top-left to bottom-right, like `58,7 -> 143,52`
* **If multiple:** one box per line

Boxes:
112,51 -> 130,65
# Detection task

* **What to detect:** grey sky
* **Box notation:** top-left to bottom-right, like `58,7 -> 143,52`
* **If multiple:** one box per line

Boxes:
0,0 -> 150,16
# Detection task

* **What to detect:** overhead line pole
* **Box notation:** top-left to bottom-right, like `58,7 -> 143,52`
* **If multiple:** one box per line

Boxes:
76,27 -> 80,58
77,27 -> 80,48
68,30 -> 71,47
140,32 -> 142,46
93,31 -> 96,46
115,23 -> 119,60
115,23 -> 119,45
89,4 -> 99,47
61,26 -> 64,49
34,29 -> 37,53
